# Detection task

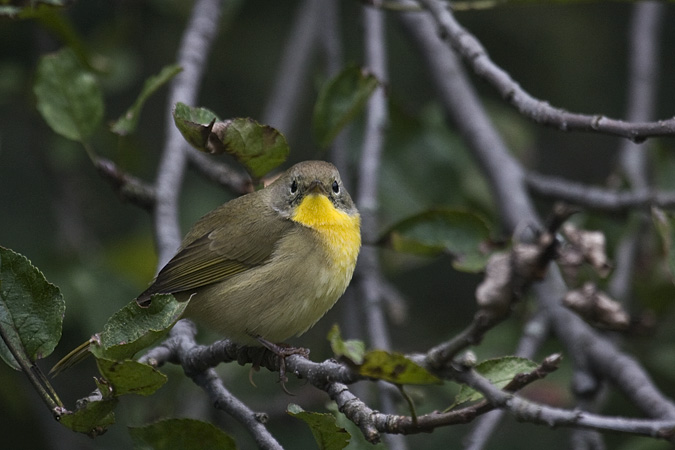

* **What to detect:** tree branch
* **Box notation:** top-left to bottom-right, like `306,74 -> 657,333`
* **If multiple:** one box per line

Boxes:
141,320 -> 283,450
186,151 -> 252,195
574,6 -> 663,446
454,366 -> 675,441
617,1 -> 663,189
608,0 -> 664,304
533,269 -> 675,420
357,5 -> 410,449
525,171 -> 675,212
146,326 -> 675,442
398,8 -> 538,235
154,0 -> 224,267
144,322 -> 560,441
398,0 -> 675,434
415,0 -> 675,142
94,157 -> 156,210
463,309 -> 551,450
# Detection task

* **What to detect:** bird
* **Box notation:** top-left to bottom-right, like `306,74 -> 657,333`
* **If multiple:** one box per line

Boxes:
51,160 -> 361,375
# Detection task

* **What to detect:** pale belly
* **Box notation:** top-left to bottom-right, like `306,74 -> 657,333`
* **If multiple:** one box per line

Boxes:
182,228 -> 357,345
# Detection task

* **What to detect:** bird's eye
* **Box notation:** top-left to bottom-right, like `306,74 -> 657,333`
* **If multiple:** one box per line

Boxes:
332,180 -> 340,194
290,179 -> 298,194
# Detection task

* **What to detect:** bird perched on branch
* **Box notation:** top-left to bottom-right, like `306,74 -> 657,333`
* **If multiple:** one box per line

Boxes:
52,160 -> 361,375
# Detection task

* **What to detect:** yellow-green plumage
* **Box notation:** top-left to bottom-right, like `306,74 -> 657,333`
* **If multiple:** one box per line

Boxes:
52,161 -> 360,374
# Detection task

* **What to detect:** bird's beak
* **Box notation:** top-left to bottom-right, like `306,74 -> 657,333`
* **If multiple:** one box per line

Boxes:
307,179 -> 328,195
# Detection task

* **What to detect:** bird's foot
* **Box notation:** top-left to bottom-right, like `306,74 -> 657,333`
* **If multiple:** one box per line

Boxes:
253,336 -> 310,393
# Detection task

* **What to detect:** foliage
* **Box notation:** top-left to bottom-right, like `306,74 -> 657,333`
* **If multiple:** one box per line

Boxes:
34,47 -> 103,143
111,65 -> 183,136
173,103 -> 289,178
313,65 -> 379,148
0,246 -> 64,370
288,404 -> 350,450
382,209 -> 493,272
129,418 -> 237,450
91,294 -> 186,361
1,1 -> 675,449
452,357 -> 539,406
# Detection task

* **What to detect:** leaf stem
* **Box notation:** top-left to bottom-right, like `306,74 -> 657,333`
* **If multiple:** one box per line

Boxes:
0,324 -> 64,413
81,141 -> 98,164
397,384 -> 418,425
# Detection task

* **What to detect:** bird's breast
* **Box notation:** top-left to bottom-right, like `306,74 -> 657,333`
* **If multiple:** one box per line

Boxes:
291,194 -> 361,277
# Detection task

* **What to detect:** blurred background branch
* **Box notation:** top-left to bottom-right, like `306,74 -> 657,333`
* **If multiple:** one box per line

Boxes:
356,4 -> 408,449
154,0 -> 224,266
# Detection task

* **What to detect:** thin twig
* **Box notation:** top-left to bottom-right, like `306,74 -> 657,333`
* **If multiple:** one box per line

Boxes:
94,157 -> 156,210
187,151 -> 251,195
525,172 -> 675,212
454,366 -> 675,441
463,309 -> 551,450
415,0 -> 675,142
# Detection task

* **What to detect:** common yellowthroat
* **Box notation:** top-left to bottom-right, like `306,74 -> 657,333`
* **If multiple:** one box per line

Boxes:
52,160 -> 361,374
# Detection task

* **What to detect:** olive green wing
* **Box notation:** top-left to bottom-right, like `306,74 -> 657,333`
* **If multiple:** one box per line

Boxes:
137,200 -> 293,305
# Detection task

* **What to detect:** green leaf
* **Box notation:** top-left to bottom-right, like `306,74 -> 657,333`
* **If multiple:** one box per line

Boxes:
89,294 -> 187,361
58,397 -> 118,437
210,117 -> 289,178
327,324 -> 365,365
359,350 -> 442,385
173,102 -> 220,127
129,418 -> 236,450
34,47 -> 103,142
326,403 -> 386,450
172,103 -> 219,152
96,358 -> 167,397
288,404 -> 350,450
111,64 -> 182,136
327,326 -> 440,385
384,209 -> 492,272
652,207 -> 675,285
173,103 -> 288,178
0,246 -> 64,370
454,356 -> 538,406
313,65 -> 379,148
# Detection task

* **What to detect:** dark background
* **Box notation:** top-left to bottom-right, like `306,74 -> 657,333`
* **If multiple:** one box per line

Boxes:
1,1 -> 674,449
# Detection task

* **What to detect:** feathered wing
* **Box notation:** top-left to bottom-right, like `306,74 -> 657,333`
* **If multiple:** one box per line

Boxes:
137,197 -> 294,305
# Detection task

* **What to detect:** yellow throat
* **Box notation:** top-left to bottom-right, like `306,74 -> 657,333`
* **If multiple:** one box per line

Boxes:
292,193 -> 361,270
